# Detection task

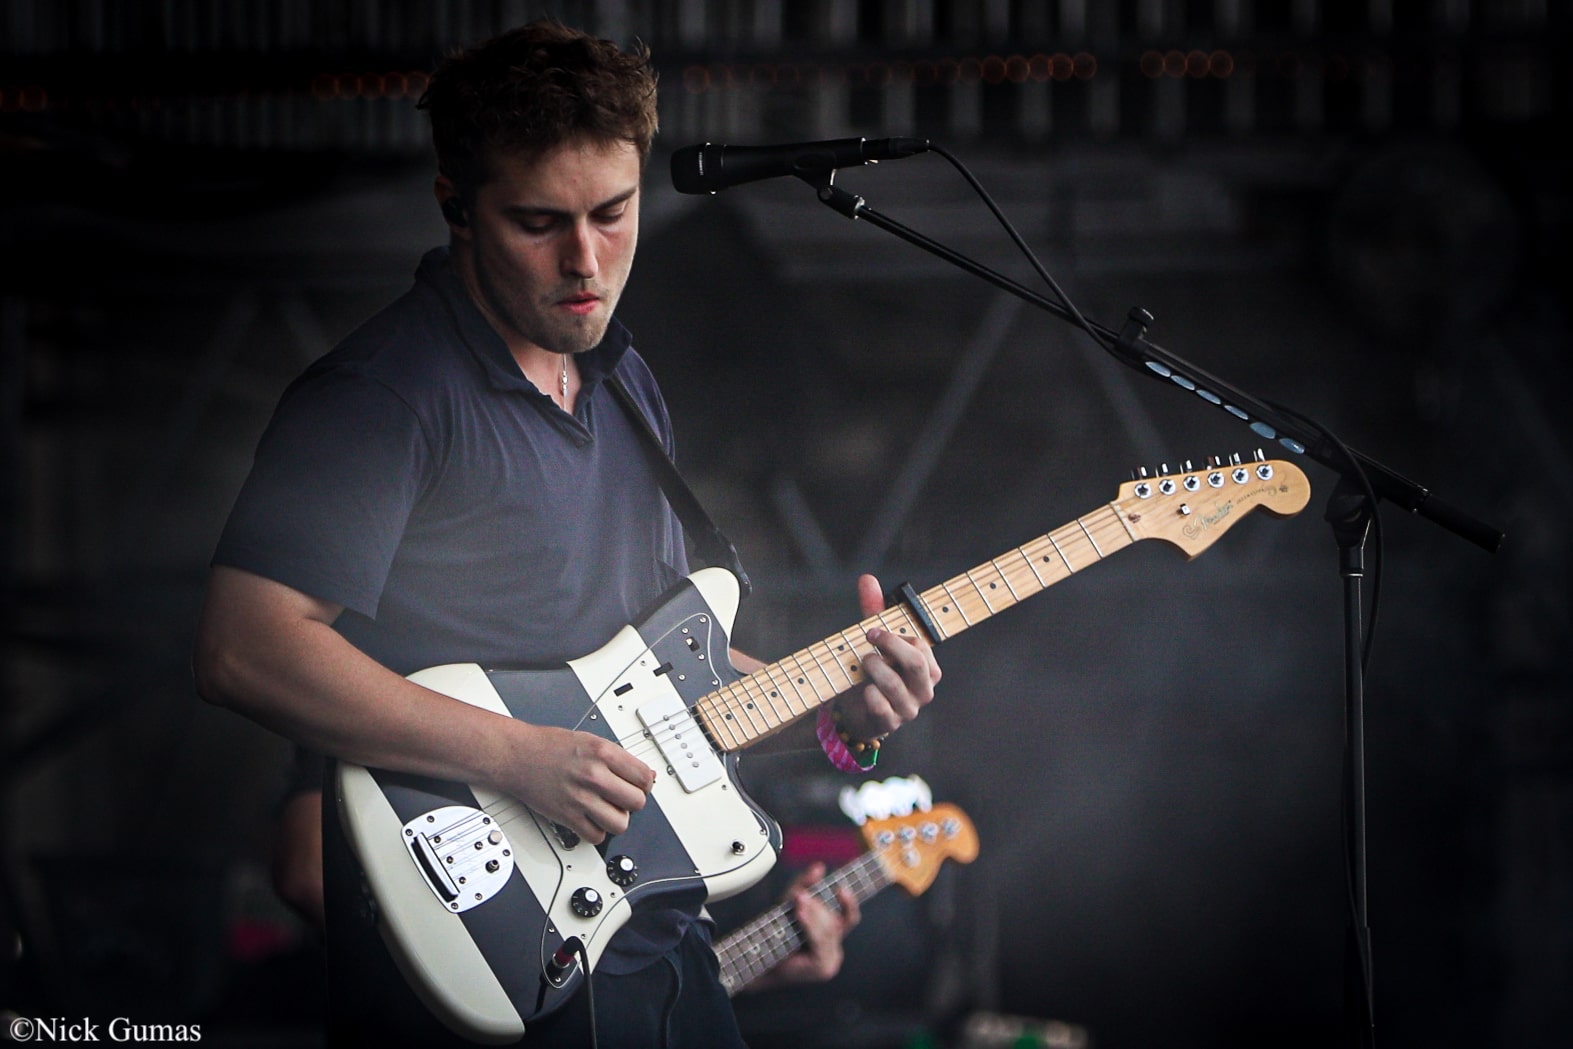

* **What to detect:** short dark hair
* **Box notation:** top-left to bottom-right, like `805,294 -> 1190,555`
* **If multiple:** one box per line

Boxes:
419,19 -> 659,201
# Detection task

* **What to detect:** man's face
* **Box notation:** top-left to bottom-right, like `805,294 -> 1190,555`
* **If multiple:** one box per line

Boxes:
457,137 -> 642,360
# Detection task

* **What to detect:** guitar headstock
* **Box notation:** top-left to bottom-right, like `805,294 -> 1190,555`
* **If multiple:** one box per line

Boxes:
859,802 -> 979,896
1116,456 -> 1310,558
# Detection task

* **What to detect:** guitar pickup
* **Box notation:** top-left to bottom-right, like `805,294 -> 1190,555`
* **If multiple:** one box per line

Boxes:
637,692 -> 724,793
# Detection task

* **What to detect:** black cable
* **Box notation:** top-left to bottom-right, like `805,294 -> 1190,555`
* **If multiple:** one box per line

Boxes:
1267,402 -> 1384,672
924,140 -> 1384,1040
928,142 -> 1113,354
573,939 -> 598,1049
923,142 -> 1387,666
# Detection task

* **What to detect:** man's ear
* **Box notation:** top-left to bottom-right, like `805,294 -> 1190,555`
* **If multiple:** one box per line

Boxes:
435,176 -> 468,230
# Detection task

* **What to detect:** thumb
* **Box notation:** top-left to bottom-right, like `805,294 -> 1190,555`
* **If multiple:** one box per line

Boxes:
856,574 -> 886,617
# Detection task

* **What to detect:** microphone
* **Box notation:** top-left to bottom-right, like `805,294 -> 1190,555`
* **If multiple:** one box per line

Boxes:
670,136 -> 930,194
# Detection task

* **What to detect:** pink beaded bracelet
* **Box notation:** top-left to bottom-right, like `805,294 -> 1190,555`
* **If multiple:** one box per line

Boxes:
816,704 -> 881,773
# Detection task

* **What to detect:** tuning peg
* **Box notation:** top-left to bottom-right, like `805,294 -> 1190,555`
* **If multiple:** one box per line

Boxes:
1159,462 -> 1172,475
1132,466 -> 1150,480
1253,448 -> 1266,462
1183,459 -> 1194,472
1207,455 -> 1223,468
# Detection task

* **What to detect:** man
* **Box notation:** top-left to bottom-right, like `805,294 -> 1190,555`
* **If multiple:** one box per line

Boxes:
193,19 -> 940,1048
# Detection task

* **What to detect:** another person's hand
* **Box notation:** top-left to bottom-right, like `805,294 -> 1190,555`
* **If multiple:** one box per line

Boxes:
271,789 -> 326,932
753,863 -> 860,988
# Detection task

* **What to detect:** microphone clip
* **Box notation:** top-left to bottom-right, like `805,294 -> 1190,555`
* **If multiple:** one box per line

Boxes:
796,169 -> 865,220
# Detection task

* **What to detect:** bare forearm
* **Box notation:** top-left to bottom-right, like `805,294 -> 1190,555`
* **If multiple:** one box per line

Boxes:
194,566 -> 655,843
193,566 -> 514,790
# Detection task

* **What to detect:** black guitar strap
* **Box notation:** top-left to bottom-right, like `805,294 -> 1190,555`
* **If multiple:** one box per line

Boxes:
608,374 -> 752,599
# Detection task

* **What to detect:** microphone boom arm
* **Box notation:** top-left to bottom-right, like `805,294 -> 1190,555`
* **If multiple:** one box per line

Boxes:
799,173 -> 1503,553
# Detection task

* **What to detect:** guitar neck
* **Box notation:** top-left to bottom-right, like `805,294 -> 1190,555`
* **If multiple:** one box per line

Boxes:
714,851 -> 892,996
695,502 -> 1137,751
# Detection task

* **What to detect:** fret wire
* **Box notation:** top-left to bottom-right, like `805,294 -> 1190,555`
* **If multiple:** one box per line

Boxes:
805,640 -> 853,697
1020,539 -> 1054,587
994,553 -> 1028,601
722,683 -> 763,745
990,555 -> 1022,602
1052,521 -> 1092,563
832,629 -> 871,685
1046,532 -> 1073,570
1075,514 -> 1105,558
962,566 -> 996,613
760,662 -> 807,722
791,647 -> 832,710
737,676 -> 780,738
761,673 -> 799,729
775,654 -> 817,717
898,587 -> 948,643
848,865 -> 884,898
921,583 -> 958,636
1107,501 -> 1141,542
883,606 -> 925,645
1011,545 -> 1050,593
731,676 -> 775,739
1089,506 -> 1134,548
695,689 -> 740,749
695,692 -> 744,749
936,580 -> 973,626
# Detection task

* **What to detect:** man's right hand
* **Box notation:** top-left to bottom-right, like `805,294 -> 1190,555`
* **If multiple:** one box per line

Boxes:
495,722 -> 656,844
195,566 -> 654,845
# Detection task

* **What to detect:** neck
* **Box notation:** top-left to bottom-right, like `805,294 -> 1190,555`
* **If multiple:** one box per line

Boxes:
515,345 -> 568,393
448,246 -> 577,409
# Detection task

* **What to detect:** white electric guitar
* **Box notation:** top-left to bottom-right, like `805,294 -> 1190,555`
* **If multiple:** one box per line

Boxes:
336,456 -> 1309,1043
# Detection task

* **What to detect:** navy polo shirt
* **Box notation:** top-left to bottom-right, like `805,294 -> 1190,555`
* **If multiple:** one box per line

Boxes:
213,247 -> 698,973
214,246 -> 688,675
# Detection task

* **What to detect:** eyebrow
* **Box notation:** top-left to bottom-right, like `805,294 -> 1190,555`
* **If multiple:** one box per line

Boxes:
502,186 -> 639,220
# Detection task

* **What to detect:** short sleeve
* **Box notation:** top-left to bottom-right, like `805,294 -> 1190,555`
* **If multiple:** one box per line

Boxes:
213,366 -> 430,618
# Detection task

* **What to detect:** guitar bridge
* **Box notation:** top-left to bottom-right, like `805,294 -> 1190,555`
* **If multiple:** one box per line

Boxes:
403,805 -> 514,913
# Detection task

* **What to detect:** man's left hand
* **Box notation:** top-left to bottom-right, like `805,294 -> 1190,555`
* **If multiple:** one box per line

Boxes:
835,573 -> 942,742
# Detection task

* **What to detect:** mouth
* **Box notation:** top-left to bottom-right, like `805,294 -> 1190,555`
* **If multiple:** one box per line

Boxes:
557,292 -> 600,316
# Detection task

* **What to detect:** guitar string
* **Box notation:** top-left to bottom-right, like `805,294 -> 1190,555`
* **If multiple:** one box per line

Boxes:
418,489 -> 1185,897
720,853 -> 889,989
435,504 -> 1135,838
472,513 -> 1129,833
721,866 -> 848,984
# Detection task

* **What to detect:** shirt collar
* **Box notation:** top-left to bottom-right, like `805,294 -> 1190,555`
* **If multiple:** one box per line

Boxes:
416,246 -> 632,397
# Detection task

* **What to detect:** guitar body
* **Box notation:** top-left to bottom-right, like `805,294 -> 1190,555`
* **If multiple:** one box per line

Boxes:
336,567 -> 781,1044
331,456 -> 1311,1043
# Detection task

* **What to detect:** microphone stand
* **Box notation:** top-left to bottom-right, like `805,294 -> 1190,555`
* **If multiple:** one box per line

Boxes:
797,169 -> 1503,1049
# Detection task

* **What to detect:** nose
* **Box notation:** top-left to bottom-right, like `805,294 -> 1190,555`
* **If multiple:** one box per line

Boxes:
560,220 -> 598,280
